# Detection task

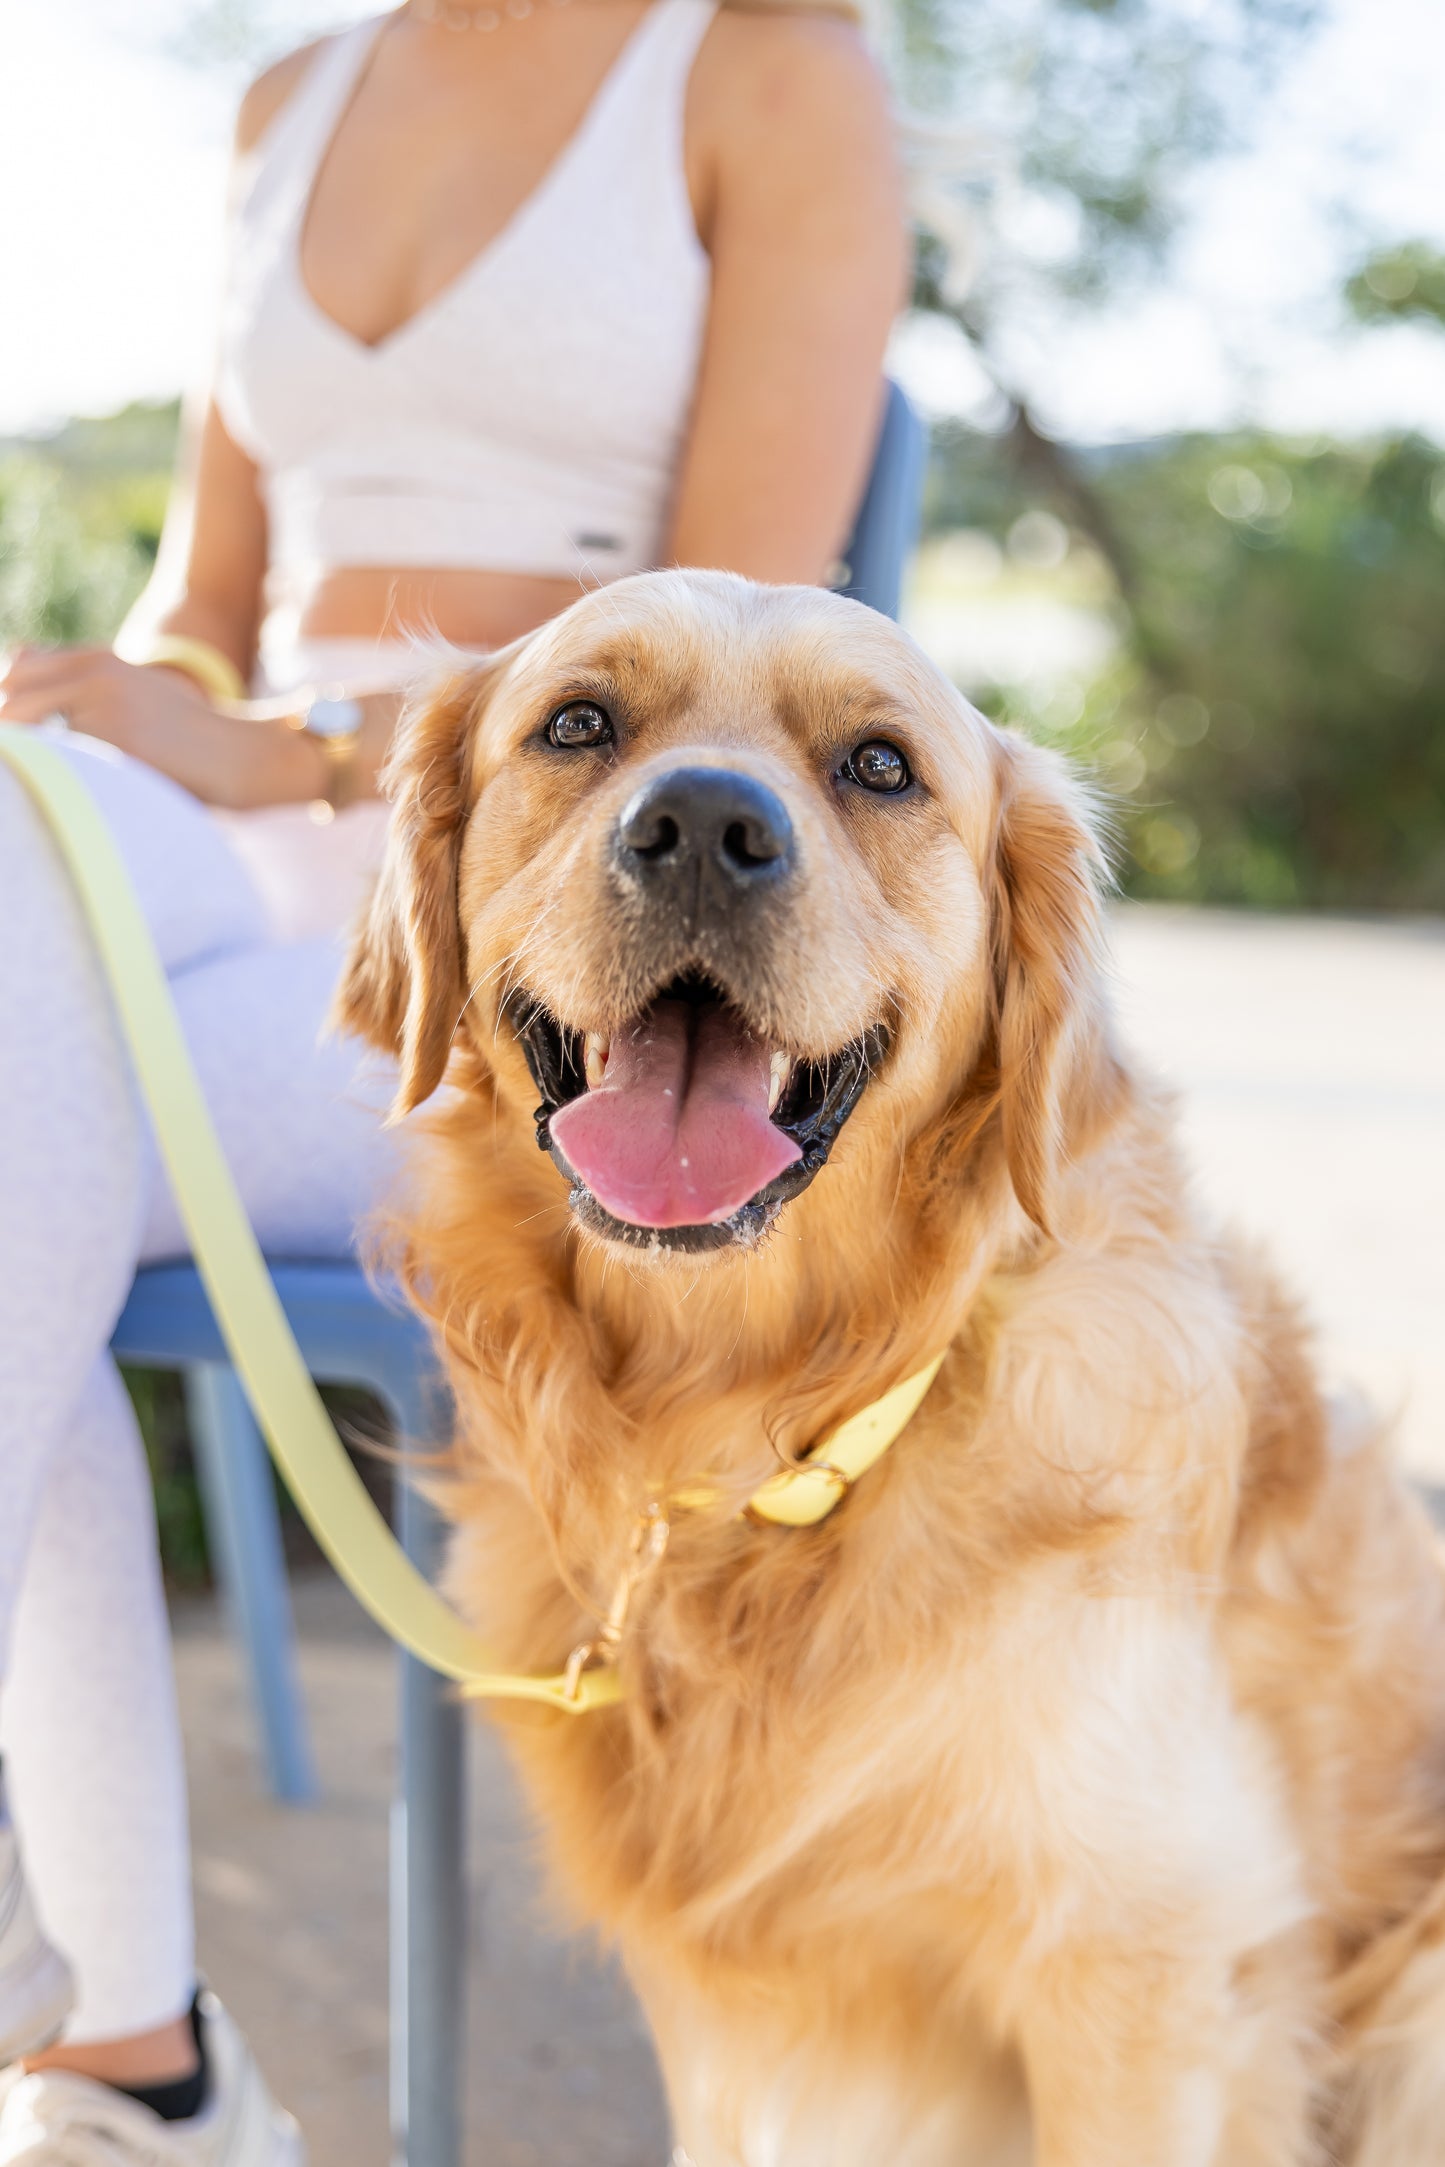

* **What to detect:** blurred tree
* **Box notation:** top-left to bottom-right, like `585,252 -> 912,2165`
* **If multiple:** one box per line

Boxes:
888,0 -> 1443,914
932,426 -> 1445,910
891,0 -> 1319,592
899,0 -> 1317,289
0,402 -> 175,648
1093,432 -> 1445,909
1345,243 -> 1445,332
0,465 -> 157,647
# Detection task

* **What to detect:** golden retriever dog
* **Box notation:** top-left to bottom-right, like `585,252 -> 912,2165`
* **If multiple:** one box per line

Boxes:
338,569 -> 1445,2166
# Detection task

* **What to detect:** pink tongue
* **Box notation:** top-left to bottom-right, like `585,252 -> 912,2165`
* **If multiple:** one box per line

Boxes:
548,1001 -> 801,1228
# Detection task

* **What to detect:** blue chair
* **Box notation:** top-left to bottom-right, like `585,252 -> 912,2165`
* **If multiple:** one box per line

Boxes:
835,378 -> 928,620
112,1264 -> 461,2166
110,380 -> 926,2167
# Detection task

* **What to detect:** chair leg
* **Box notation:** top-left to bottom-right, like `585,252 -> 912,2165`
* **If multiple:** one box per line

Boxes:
185,1363 -> 317,1805
390,1474 -> 466,2167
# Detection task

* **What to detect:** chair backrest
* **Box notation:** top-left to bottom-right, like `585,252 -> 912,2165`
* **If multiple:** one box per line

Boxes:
836,381 -> 928,622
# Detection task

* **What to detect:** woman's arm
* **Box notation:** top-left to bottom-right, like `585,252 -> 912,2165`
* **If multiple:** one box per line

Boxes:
121,41 -> 324,677
0,40 -> 404,811
116,397 -> 268,682
667,10 -> 910,583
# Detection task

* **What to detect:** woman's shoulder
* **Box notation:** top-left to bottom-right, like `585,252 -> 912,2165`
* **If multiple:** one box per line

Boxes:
692,8 -> 898,204
693,8 -> 895,172
234,29 -> 347,153
698,7 -> 891,115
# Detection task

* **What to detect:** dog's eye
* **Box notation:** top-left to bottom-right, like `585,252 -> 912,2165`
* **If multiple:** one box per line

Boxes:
547,701 -> 614,749
843,739 -> 911,794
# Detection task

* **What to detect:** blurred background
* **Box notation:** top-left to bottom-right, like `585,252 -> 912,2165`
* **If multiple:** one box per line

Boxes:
2,4 -> 1442,2155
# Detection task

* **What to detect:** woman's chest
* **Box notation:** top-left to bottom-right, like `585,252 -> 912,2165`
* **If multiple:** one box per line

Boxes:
297,15 -> 706,352
299,91 -> 573,349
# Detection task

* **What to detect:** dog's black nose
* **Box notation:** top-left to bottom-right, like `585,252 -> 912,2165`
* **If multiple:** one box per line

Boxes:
615,767 -> 794,896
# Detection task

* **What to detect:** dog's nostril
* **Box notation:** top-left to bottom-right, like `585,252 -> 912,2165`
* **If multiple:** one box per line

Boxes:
630,813 -> 681,862
722,818 -> 780,869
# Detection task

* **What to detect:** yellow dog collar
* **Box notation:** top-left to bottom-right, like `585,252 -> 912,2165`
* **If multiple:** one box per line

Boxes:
0,726 -> 945,1712
673,1355 -> 945,1527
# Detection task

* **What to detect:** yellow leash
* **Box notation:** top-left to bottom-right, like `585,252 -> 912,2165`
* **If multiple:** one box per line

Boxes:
0,726 -> 943,1710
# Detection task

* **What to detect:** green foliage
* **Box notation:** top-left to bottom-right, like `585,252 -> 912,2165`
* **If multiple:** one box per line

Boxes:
893,0 -> 1443,915
0,463 -> 158,646
1100,434 -> 1445,909
124,1368 -> 212,1589
0,401 -> 177,648
929,426 -> 1445,910
1345,245 -> 1445,333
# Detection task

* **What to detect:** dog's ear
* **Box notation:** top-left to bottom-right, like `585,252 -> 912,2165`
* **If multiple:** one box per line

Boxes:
988,731 -> 1118,1233
335,652 -> 513,1118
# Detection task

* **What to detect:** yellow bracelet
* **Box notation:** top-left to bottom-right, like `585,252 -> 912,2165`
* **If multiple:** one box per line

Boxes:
123,634 -> 247,705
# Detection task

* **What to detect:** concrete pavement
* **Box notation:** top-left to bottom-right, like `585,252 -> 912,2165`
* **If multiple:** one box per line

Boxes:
1110,906 -> 1445,1486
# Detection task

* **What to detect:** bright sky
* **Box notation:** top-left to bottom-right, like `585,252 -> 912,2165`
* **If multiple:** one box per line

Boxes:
1,0 -> 1443,443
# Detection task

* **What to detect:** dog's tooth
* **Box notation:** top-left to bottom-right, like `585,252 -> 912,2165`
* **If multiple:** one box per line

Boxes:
768,1051 -> 793,1113
584,1034 -> 608,1091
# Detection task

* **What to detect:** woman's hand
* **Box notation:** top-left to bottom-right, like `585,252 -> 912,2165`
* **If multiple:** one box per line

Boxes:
0,643 -> 402,809
0,646 -> 248,803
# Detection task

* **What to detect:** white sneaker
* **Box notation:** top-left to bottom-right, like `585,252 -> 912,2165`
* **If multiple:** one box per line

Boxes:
0,1774 -> 75,2064
0,1994 -> 304,2165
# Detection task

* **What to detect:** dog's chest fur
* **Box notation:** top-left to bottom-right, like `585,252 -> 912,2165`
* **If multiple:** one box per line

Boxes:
455,1225 -> 1316,2043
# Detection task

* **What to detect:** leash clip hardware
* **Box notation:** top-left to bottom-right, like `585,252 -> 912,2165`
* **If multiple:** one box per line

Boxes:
562,1500 -> 671,1704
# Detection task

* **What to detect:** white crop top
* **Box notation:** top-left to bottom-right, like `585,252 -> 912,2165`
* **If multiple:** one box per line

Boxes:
217,0 -> 716,588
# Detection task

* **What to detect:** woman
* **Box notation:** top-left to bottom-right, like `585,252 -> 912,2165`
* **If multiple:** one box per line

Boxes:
0,0 -> 905,2158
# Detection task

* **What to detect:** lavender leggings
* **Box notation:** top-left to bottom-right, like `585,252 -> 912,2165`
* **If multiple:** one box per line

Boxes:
0,731 -> 395,2041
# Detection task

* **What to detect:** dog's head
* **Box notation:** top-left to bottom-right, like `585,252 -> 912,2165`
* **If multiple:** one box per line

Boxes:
339,571 -> 1118,1259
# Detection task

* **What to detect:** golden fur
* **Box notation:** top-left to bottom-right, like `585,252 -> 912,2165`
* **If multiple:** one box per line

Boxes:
338,570 -> 1445,2165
